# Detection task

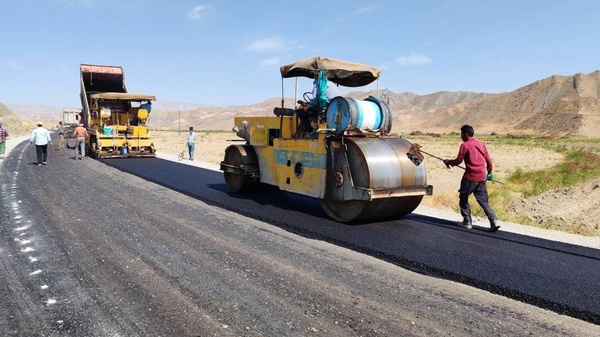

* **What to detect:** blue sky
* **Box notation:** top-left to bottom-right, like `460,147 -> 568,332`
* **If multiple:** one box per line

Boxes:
1,0 -> 600,108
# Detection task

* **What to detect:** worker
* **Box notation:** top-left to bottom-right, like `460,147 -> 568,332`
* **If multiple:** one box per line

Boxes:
443,125 -> 500,232
0,122 -> 8,159
28,122 -> 53,165
296,70 -> 337,138
57,121 -> 66,150
139,101 -> 152,113
72,123 -> 89,160
130,101 -> 152,126
186,126 -> 196,161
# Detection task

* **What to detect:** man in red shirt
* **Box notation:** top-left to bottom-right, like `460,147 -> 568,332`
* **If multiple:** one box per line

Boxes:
444,125 -> 499,232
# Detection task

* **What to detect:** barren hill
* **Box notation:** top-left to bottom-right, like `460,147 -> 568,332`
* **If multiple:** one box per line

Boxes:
416,71 -> 600,137
150,97 -> 298,131
4,70 -> 600,137
149,91 -> 494,132
0,102 -> 33,136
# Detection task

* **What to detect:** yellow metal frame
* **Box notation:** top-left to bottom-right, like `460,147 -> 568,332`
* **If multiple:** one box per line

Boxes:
233,115 -> 328,198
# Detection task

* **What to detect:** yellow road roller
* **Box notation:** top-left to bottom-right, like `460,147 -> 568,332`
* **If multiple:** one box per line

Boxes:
220,57 -> 432,222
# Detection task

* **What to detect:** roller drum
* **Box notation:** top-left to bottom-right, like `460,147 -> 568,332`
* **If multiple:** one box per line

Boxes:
321,137 -> 427,222
346,137 -> 427,189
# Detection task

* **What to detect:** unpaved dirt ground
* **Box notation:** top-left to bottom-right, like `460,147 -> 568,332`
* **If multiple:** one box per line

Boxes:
151,130 -> 600,237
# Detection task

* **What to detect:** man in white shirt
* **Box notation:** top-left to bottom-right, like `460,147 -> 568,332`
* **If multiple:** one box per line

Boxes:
186,126 -> 196,161
28,122 -> 53,165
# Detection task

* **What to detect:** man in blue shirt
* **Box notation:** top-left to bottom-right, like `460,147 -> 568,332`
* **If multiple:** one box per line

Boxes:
130,101 -> 152,126
139,101 -> 152,113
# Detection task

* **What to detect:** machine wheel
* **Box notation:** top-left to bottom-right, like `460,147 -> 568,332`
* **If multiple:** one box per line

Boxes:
320,196 -> 423,223
223,145 -> 258,193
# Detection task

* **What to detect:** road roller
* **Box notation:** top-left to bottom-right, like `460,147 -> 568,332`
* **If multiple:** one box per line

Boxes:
220,57 -> 432,222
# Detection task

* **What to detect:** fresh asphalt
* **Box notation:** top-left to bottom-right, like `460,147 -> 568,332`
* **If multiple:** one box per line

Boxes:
104,156 -> 600,325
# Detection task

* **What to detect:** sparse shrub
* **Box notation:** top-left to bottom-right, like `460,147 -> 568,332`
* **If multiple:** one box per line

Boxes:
555,144 -> 568,153
506,149 -> 600,197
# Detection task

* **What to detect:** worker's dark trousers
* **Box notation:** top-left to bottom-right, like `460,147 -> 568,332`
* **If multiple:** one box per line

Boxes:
459,178 -> 497,220
35,144 -> 48,164
296,108 -> 318,132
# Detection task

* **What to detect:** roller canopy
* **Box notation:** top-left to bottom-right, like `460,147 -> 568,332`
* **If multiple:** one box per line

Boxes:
280,56 -> 381,87
90,93 -> 156,101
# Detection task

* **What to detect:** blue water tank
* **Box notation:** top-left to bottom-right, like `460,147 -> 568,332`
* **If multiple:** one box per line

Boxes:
325,96 -> 392,136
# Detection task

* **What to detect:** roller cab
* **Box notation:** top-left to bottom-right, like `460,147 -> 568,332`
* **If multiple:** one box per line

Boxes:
220,57 -> 433,222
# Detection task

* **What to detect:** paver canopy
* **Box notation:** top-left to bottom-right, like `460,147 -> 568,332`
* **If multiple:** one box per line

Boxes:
90,93 -> 156,101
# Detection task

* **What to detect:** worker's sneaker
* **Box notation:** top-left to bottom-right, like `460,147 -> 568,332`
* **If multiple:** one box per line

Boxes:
42,162 -> 47,165
489,218 -> 501,232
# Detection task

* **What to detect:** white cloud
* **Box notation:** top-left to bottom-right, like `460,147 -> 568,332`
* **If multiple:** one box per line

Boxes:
260,58 -> 280,67
336,6 -> 377,22
395,53 -> 432,66
57,0 -> 93,7
188,5 -> 205,20
247,38 -> 283,52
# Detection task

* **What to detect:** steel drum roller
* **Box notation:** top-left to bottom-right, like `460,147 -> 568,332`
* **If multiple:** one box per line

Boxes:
320,137 -> 427,222
347,137 -> 427,188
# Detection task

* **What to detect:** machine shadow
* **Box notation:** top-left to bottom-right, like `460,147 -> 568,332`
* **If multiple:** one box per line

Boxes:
207,182 -> 331,220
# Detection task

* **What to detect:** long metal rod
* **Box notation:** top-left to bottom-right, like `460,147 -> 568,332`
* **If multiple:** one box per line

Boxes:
419,148 -> 505,185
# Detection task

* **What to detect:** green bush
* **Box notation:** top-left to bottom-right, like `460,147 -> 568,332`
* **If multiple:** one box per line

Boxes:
506,149 -> 600,197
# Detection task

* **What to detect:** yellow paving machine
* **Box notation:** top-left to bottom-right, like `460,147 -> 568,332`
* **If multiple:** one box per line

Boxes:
80,64 -> 156,158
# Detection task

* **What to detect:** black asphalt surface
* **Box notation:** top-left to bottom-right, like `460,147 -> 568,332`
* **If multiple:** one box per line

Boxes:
105,156 -> 600,325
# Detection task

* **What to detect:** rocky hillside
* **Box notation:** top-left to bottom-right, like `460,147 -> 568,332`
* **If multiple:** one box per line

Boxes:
149,91 -> 494,132
5,70 -> 600,137
149,97 -> 298,131
0,102 -> 32,136
149,71 -> 600,137
417,71 -> 600,137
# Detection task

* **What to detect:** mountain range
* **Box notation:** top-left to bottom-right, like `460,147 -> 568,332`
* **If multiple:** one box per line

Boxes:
2,71 -> 600,137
